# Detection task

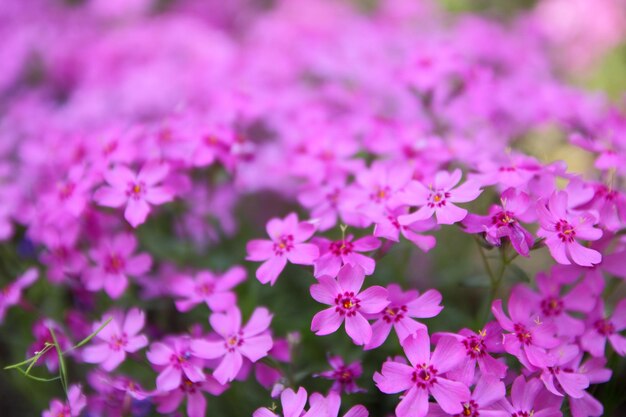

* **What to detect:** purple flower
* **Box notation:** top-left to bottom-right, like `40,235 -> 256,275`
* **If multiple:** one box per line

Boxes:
498,376 -> 563,417
246,212 -> 319,285
310,265 -> 388,346
463,188 -> 534,256
580,299 -> 626,357
0,268 -> 37,324
536,191 -> 602,266
539,345 -> 589,398
313,235 -> 381,278
314,355 -> 365,394
492,287 -> 560,369
191,306 -> 274,384
94,162 -> 173,228
83,233 -> 152,298
154,374 -> 227,417
374,330 -> 470,417
82,308 -> 148,371
42,384 -> 86,417
147,337 -> 206,392
365,284 -> 442,350
433,322 -> 507,386
399,169 -> 482,225
172,266 -> 246,312
426,375 -> 507,417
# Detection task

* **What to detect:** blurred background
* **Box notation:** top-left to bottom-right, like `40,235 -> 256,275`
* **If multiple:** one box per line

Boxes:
0,0 -> 624,416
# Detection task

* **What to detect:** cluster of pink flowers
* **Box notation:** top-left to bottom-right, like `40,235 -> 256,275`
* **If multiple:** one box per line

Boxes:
0,0 -> 624,417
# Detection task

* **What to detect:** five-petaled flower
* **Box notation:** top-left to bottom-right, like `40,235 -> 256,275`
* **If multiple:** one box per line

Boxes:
82,308 -> 149,371
246,213 -> 319,285
94,162 -> 174,228
310,265 -> 388,346
191,306 -> 274,384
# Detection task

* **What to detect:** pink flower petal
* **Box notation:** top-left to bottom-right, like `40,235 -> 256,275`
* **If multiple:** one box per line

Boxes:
256,256 -> 287,285
345,313 -> 372,345
430,377 -> 470,414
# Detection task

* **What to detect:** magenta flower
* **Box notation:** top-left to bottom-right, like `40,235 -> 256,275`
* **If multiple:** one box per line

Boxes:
515,274 -> 597,337
539,345 -> 589,398
567,356 -> 612,417
94,162 -> 173,228
492,287 -> 560,369
426,375 -> 507,417
246,212 -> 319,285
253,387 -> 309,417
0,268 -> 38,324
536,191 -> 602,266
309,391 -> 369,417
314,355 -> 365,394
353,162 -> 412,219
172,266 -> 246,312
462,188 -> 534,256
365,284 -> 443,350
372,207 -> 437,252
580,299 -> 626,357
313,235 -> 380,278
29,319 -> 71,373
399,169 -> 482,225
42,385 -> 86,417
82,308 -> 148,371
147,337 -> 206,392
374,330 -> 470,417
498,376 -> 563,417
83,233 -> 152,298
310,265 -> 388,346
191,306 -> 274,384
433,322 -> 507,386
154,374 -> 227,417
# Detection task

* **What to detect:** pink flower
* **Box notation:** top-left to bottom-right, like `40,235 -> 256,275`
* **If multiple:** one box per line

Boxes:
567,356 -> 612,417
433,322 -> 507,386
0,268 -> 38,324
82,308 -> 148,371
29,320 -> 71,373
83,233 -> 152,298
353,162 -> 412,219
309,391 -> 369,417
191,306 -> 274,384
514,275 -> 597,337
498,376 -> 563,417
253,387 -> 309,417
374,330 -> 470,417
253,388 -> 368,417
172,266 -> 246,312
42,384 -> 86,417
154,374 -> 227,417
539,345 -> 589,398
147,337 -> 206,392
246,212 -> 319,285
399,169 -> 482,226
536,191 -> 602,266
462,188 -> 535,256
491,288 -> 560,369
313,235 -> 380,278
310,265 -> 388,346
94,162 -> 173,228
314,355 -> 365,394
365,284 -> 442,350
580,299 -> 626,357
426,375 -> 507,417
372,207 -> 437,251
